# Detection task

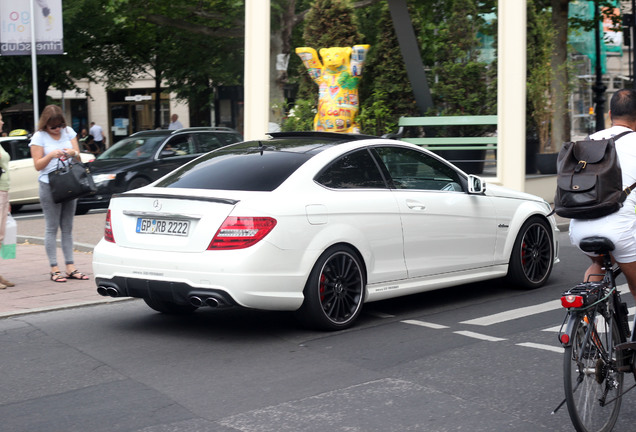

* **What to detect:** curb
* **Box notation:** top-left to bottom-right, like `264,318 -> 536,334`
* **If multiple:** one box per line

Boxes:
17,235 -> 95,253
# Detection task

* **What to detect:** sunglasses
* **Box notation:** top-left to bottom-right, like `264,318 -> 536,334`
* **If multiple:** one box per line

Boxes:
48,124 -> 65,130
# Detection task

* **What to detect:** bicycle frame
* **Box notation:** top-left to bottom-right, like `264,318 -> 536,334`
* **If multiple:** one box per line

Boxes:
554,247 -> 635,432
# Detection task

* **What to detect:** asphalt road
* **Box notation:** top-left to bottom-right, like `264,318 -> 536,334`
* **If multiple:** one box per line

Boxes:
2,230 -> 636,431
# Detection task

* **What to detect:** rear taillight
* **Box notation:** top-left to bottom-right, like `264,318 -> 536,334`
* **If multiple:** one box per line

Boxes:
561,294 -> 584,308
207,216 -> 276,250
104,210 -> 115,243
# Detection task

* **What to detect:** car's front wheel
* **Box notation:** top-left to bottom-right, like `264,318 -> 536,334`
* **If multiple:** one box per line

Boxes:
143,297 -> 197,314
507,217 -> 554,289
296,245 -> 365,331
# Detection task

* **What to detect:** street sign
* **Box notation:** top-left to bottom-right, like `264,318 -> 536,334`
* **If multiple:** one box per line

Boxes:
124,95 -> 152,102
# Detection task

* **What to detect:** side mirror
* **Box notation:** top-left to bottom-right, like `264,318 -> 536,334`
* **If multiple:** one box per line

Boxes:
467,174 -> 485,194
160,149 -> 177,158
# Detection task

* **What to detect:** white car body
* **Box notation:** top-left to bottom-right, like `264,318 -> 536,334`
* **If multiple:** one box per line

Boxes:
93,135 -> 559,329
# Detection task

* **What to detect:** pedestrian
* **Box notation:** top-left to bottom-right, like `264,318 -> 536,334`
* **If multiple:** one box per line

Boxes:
0,113 -> 15,289
79,127 -> 96,154
168,114 -> 183,130
29,105 -> 90,283
569,89 -> 636,304
89,121 -> 107,154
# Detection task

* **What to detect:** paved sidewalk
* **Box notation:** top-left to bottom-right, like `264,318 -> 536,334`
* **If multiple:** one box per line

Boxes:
0,212 -> 127,318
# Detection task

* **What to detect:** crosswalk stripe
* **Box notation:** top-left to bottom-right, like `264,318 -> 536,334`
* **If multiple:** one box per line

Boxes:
517,342 -> 564,353
454,330 -> 506,342
366,311 -> 395,319
459,300 -> 561,326
459,284 -> 630,327
402,319 -> 448,329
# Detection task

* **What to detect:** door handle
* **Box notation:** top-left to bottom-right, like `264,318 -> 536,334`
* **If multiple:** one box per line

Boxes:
406,199 -> 425,210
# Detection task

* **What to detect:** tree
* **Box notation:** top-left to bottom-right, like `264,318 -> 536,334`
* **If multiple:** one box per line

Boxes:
0,0 -> 116,114
527,0 -> 556,153
97,0 -> 245,128
357,3 -> 418,135
551,0 -> 571,148
428,0 -> 495,118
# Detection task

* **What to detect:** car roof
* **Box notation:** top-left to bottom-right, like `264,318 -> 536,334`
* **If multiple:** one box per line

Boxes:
0,135 -> 28,142
130,127 -> 240,138
215,131 -> 380,156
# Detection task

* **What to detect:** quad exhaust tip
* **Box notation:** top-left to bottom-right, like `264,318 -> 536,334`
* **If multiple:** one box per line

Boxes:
189,295 -> 225,308
97,285 -> 122,298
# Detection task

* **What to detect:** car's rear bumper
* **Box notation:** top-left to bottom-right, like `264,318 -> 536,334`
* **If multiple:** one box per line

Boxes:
95,276 -> 239,308
92,239 -> 309,311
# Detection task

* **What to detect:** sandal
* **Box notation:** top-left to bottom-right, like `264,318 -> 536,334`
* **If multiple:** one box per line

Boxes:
66,270 -> 89,280
51,271 -> 67,283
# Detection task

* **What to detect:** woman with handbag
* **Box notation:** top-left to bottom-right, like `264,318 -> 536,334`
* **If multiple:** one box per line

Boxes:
29,105 -> 90,283
0,113 -> 15,289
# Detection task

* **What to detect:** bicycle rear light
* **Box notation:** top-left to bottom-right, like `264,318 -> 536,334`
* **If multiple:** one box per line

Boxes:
560,283 -> 603,309
561,294 -> 584,308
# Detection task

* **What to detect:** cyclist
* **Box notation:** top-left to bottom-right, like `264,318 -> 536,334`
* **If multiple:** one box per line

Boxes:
569,88 -> 636,304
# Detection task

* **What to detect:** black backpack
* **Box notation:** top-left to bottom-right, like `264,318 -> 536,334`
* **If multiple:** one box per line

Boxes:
554,130 -> 636,219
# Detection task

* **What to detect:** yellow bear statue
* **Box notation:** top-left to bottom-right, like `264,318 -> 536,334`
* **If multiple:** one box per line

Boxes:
295,44 -> 370,133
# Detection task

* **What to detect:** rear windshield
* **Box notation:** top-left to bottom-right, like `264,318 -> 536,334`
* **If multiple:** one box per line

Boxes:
155,145 -> 315,191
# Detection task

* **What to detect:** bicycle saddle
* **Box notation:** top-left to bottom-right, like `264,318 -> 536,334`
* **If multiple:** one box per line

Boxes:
579,236 -> 615,254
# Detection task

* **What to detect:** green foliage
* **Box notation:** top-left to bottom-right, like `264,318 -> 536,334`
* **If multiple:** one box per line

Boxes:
526,0 -> 556,153
358,4 -> 418,136
358,90 -> 398,137
296,0 -> 364,104
281,98 -> 316,132
429,0 -> 495,121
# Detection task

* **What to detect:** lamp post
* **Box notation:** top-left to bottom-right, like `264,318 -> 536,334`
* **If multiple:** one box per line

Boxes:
593,0 -> 606,131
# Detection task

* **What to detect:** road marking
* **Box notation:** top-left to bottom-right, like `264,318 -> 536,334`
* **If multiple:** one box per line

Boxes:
460,285 -> 630,327
366,311 -> 395,319
517,342 -> 564,353
460,300 -> 562,326
402,319 -> 448,329
454,330 -> 506,342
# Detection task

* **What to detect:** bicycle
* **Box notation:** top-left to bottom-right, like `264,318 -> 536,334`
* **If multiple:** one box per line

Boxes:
553,236 -> 636,432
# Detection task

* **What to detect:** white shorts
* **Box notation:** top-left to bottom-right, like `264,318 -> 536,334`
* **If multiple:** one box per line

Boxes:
569,206 -> 636,263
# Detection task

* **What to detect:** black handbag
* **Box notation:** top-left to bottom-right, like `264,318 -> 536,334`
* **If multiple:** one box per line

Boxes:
48,158 -> 97,204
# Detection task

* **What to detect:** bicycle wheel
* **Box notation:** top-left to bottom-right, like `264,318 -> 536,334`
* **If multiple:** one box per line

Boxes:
564,311 -> 624,432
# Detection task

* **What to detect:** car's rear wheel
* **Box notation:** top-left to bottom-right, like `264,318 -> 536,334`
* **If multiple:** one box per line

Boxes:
507,217 -> 554,289
296,245 -> 365,331
143,297 -> 197,314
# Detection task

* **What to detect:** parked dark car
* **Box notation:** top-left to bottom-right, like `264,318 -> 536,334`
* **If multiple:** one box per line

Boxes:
76,127 -> 242,214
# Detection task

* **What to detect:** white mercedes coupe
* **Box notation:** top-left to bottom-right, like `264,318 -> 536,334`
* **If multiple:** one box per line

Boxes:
93,132 -> 559,330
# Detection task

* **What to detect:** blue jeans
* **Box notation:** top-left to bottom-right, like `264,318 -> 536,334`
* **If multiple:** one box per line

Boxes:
38,181 -> 76,267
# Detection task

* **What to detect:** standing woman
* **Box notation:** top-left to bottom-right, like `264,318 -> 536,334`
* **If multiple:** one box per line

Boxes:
0,113 -> 15,289
29,105 -> 89,282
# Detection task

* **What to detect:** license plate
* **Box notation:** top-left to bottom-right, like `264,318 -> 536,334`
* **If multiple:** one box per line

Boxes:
136,218 -> 190,236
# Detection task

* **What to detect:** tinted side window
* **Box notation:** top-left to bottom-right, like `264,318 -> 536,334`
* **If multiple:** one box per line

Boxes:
163,135 -> 194,156
2,140 -> 30,160
315,149 -> 386,189
217,133 -> 243,146
197,134 -> 223,153
373,146 -> 463,191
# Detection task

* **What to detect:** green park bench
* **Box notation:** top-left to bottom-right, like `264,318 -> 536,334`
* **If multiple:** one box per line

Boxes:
383,115 -> 498,174
385,115 -> 498,151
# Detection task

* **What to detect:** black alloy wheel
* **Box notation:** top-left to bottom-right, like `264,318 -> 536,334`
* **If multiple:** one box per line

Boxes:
296,245 -> 365,331
507,217 -> 554,289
